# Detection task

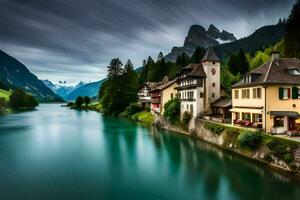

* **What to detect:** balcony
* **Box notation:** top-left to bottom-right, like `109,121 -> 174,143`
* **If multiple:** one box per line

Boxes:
179,98 -> 196,102
176,84 -> 198,90
151,99 -> 161,104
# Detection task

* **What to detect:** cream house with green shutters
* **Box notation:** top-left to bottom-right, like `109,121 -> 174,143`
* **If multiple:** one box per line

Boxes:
231,52 -> 300,135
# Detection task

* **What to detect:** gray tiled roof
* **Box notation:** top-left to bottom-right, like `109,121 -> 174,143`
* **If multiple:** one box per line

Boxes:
201,46 -> 220,62
232,58 -> 300,88
181,63 -> 207,78
211,97 -> 232,108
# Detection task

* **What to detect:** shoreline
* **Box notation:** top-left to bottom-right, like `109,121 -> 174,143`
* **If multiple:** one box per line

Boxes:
69,104 -> 300,179
155,116 -> 300,179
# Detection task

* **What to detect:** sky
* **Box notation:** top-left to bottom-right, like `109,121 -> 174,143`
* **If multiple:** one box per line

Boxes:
0,0 -> 296,85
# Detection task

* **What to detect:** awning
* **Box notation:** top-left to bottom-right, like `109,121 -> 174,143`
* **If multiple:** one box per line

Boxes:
268,111 -> 300,118
230,107 -> 263,114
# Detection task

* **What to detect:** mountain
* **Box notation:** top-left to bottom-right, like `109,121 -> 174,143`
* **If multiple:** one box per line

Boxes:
214,24 -> 286,60
42,80 -> 86,100
65,79 -> 105,100
0,50 -> 64,102
165,24 -> 237,61
65,67 -> 143,100
165,23 -> 286,62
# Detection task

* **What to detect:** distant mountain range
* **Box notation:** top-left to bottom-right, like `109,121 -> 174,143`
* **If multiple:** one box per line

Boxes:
65,80 -> 105,100
165,24 -> 237,61
165,23 -> 286,61
0,50 -> 64,102
42,80 -> 86,100
57,66 -> 143,101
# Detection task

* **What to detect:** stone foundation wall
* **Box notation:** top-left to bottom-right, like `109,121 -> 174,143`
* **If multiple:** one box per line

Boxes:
153,112 -> 300,176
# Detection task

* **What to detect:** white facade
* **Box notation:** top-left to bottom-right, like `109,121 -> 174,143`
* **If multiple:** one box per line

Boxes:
177,60 -> 221,121
202,61 -> 221,111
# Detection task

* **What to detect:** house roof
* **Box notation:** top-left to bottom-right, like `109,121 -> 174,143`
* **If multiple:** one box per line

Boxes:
180,63 -> 207,78
211,97 -> 232,108
268,111 -> 300,118
201,46 -> 220,62
232,58 -> 300,88
151,79 -> 177,92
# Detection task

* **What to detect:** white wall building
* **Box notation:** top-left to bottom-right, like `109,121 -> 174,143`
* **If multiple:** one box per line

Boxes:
176,47 -> 221,128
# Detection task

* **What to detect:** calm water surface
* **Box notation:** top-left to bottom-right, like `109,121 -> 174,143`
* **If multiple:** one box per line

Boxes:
0,104 -> 299,200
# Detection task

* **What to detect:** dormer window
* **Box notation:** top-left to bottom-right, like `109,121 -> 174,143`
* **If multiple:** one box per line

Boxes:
287,69 -> 300,75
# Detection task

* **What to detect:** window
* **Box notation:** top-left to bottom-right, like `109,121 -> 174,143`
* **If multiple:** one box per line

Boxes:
283,88 -> 290,99
171,93 -> 174,99
186,104 -> 189,109
253,88 -> 262,99
190,104 -> 193,114
198,79 -> 203,87
212,83 -> 215,87
212,93 -> 215,98
200,92 -> 204,98
242,89 -> 250,99
274,116 -> 284,127
234,90 -> 239,99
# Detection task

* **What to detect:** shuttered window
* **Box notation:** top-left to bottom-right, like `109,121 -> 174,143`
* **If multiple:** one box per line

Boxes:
279,87 -> 283,99
280,87 -> 291,99
292,87 -> 299,99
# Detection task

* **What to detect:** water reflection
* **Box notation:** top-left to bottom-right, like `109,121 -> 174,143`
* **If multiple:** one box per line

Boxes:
0,104 -> 299,200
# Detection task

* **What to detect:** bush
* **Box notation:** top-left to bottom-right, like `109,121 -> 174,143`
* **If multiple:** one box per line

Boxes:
119,103 -> 143,118
238,130 -> 262,149
9,88 -> 38,109
75,96 -> 83,107
283,153 -> 294,163
204,122 -> 225,135
83,96 -> 91,106
163,98 -> 180,124
267,139 -> 298,163
181,111 -> 192,127
67,102 -> 74,107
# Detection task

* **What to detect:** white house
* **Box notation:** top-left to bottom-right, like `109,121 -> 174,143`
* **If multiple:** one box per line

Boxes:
176,47 -> 221,127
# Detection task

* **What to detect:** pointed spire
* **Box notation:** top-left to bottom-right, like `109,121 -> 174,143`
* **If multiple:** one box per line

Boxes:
201,46 -> 220,62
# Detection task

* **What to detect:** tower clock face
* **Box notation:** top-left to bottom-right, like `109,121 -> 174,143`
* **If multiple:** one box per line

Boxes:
212,68 -> 216,75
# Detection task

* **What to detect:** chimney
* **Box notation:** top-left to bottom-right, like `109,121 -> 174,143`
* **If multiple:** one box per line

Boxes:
271,51 -> 280,60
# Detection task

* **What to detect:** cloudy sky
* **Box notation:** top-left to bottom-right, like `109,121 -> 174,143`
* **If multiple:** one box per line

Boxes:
0,0 -> 295,84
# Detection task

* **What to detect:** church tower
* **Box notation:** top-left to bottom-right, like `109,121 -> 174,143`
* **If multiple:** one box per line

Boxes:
201,47 -> 221,112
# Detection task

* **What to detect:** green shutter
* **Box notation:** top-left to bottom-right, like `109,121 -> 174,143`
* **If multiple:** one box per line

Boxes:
279,87 -> 284,99
292,87 -> 298,99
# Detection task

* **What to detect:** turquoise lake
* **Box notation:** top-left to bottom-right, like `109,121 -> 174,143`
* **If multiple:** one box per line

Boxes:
0,104 -> 299,200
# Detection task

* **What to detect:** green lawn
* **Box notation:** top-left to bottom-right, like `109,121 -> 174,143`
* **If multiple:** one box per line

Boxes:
132,111 -> 153,124
0,89 -> 12,101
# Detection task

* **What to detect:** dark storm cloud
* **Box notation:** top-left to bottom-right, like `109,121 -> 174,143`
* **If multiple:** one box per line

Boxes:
0,0 -> 295,84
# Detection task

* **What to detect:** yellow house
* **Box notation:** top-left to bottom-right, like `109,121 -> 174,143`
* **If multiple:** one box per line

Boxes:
231,52 -> 300,135
150,79 -> 177,114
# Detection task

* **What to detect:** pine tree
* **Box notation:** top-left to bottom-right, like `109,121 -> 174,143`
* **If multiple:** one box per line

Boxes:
157,52 -> 164,61
176,53 -> 190,68
147,56 -> 155,65
124,59 -> 134,73
284,0 -> 300,59
236,49 -> 249,75
139,57 -> 154,84
227,54 -> 239,76
107,58 -> 123,78
190,46 -> 205,63
227,49 -> 249,75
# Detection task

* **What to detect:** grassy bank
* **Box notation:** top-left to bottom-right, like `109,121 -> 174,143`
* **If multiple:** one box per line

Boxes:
69,101 -> 103,112
131,111 -> 153,124
0,89 -> 12,101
